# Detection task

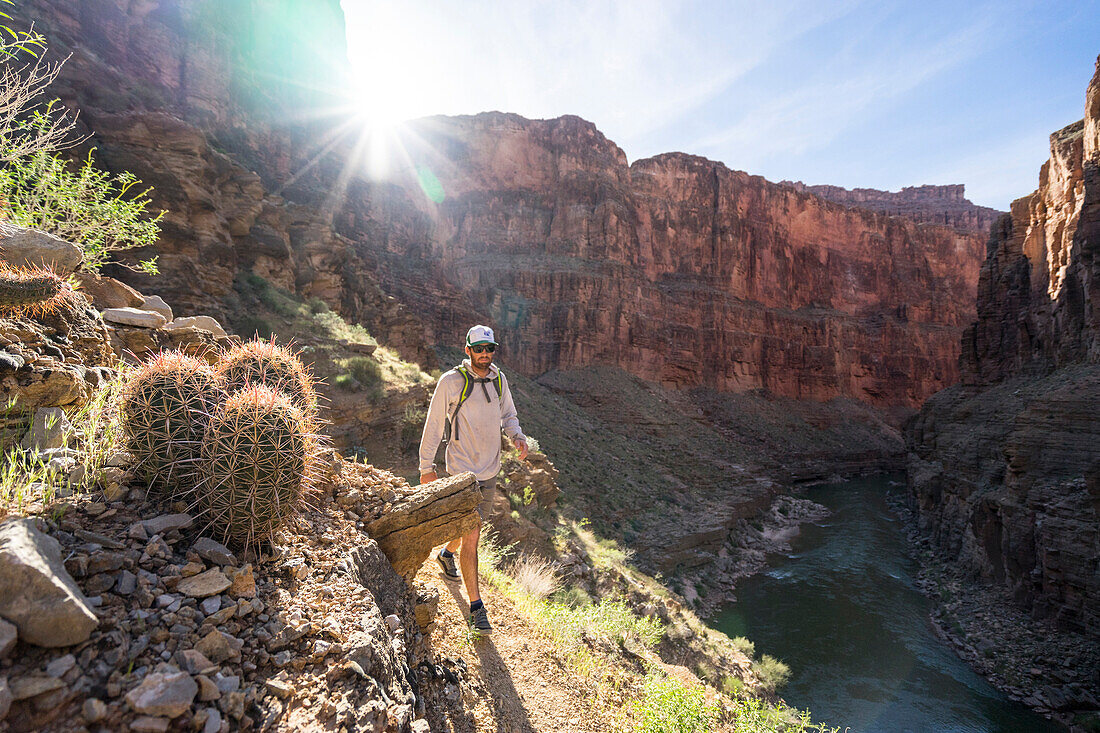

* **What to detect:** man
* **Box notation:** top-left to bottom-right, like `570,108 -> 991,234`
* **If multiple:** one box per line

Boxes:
418,324 -> 528,633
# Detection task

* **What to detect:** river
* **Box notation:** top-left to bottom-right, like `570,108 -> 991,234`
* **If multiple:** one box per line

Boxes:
709,475 -> 1064,733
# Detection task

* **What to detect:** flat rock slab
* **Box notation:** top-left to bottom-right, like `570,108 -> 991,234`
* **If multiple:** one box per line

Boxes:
10,674 -> 64,700
141,514 -> 193,535
101,307 -> 167,329
165,316 -> 227,339
177,569 -> 230,598
141,295 -> 173,321
366,472 -> 481,580
0,619 -> 15,658
0,220 -> 82,273
191,537 -> 236,566
0,518 -> 97,647
74,273 -> 144,309
125,668 -> 197,718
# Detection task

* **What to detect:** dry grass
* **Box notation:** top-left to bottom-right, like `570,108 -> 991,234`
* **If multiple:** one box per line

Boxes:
510,553 -> 562,599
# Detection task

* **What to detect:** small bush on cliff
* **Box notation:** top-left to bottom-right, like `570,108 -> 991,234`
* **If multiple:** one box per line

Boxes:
752,654 -> 791,695
0,137 -> 163,273
0,9 -> 162,273
635,671 -> 718,733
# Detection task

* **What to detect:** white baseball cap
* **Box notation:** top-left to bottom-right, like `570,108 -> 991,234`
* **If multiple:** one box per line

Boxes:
466,324 -> 497,345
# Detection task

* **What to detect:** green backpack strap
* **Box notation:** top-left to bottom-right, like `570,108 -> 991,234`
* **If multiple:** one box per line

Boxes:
444,366 -> 474,443
443,366 -> 503,443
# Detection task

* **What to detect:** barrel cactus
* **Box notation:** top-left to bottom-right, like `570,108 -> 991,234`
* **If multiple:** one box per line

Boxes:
120,351 -> 224,501
198,384 -> 319,549
0,263 -> 71,318
215,338 -> 317,414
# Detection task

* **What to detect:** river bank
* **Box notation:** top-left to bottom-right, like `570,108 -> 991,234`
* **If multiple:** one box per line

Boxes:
891,496 -> 1100,732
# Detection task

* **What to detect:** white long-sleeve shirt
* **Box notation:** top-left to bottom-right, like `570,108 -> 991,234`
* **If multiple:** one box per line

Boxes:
418,359 -> 526,481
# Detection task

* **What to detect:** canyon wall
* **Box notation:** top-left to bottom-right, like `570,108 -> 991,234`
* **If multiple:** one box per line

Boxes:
7,0 -> 436,368
15,1 -> 984,411
783,182 -> 1003,236
339,115 -> 986,407
907,57 -> 1100,634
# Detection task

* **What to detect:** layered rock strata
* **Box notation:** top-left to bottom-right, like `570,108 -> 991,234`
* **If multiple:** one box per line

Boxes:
907,57 -> 1100,636
14,2 -> 983,409
341,117 -> 986,408
783,182 -> 1003,236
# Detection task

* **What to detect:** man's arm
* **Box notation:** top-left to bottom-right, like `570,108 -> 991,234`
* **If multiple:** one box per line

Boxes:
418,374 -> 452,482
499,373 -> 528,460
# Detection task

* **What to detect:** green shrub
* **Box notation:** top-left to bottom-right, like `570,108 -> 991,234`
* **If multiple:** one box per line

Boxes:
730,636 -> 755,658
234,315 -> 275,340
307,297 -> 328,314
400,405 -> 425,454
551,585 -> 593,609
753,654 -> 791,694
719,674 -> 743,696
635,671 -> 718,733
345,356 -> 382,387
0,119 -> 162,274
334,374 -> 358,392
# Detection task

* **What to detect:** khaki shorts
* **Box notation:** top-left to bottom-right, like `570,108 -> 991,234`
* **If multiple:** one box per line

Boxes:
476,477 -> 503,521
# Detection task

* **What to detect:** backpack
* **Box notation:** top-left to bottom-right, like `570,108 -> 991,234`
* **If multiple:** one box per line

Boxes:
443,364 -> 503,443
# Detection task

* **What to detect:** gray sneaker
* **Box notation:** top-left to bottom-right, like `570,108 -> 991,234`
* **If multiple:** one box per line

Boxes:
470,605 -> 493,634
436,550 -> 459,580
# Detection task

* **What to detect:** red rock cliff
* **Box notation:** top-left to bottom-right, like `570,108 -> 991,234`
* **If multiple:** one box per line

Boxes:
18,2 -> 984,410
337,113 -> 985,407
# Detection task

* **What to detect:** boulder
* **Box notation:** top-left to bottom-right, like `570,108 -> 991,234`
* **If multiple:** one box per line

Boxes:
0,676 -> 10,721
164,316 -> 227,339
0,618 -> 15,658
19,407 -> 70,451
101,307 -> 167,329
141,295 -> 173,321
0,518 -> 98,647
0,221 -> 82,273
364,472 -> 482,580
74,273 -> 144,309
125,668 -> 197,718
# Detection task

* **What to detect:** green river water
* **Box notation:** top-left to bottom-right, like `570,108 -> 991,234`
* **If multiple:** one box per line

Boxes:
710,475 -> 1064,733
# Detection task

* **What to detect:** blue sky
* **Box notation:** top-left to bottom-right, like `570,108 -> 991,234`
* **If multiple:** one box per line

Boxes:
341,1 -> 1099,210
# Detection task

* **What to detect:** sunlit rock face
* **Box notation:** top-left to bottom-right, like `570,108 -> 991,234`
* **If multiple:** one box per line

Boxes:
337,113 -> 986,407
8,0 -> 436,368
18,1 -> 985,409
781,182 -> 1003,237
908,57 -> 1100,633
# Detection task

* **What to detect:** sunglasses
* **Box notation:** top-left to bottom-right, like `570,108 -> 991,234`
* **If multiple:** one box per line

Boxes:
469,343 -> 496,354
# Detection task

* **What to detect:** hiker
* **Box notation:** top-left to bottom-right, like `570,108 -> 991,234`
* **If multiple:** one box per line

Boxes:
418,324 -> 528,633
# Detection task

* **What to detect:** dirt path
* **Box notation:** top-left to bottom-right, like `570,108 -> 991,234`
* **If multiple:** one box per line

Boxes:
416,560 -> 624,733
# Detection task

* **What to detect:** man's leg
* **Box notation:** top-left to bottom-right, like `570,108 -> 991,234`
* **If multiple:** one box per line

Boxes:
457,522 -> 481,603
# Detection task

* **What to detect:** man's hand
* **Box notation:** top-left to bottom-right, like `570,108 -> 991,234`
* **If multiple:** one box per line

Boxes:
419,471 -> 438,484
513,438 -> 529,461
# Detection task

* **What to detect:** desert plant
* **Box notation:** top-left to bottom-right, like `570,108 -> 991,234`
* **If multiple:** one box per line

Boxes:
0,263 -> 71,317
400,404 -> 426,454
0,139 -> 162,274
752,654 -> 791,695
510,553 -> 562,599
120,351 -> 223,501
198,384 -> 319,549
730,636 -> 756,658
551,585 -> 593,609
635,671 -> 719,733
216,338 -> 318,415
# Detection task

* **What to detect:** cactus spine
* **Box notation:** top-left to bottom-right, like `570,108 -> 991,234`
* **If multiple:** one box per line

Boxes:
120,351 -> 224,501
215,338 -> 318,415
198,384 -> 318,549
